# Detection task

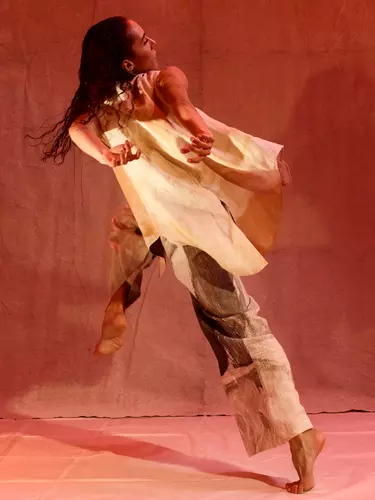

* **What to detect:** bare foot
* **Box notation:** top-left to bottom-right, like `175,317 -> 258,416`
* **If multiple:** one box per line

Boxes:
286,428 -> 325,494
94,336 -> 123,356
95,288 -> 126,356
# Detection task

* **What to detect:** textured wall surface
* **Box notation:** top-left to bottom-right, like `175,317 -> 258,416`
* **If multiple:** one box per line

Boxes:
1,0 -> 374,418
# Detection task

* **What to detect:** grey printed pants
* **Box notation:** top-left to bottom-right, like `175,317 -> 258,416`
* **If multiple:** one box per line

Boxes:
161,239 -> 312,455
102,206 -> 312,456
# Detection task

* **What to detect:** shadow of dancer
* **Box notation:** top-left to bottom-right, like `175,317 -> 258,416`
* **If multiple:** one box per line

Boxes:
257,62 -> 375,411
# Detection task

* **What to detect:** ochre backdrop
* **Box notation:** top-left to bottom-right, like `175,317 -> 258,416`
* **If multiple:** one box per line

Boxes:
1,0 -> 374,417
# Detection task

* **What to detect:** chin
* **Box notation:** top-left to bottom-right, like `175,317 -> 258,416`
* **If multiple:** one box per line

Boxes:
150,54 -> 159,70
143,59 -> 158,73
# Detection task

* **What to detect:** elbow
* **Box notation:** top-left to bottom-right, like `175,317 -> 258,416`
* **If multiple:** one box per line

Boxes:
256,171 -> 281,192
173,102 -> 197,126
68,121 -> 84,140
68,113 -> 91,137
68,122 -> 78,137
68,126 -> 76,143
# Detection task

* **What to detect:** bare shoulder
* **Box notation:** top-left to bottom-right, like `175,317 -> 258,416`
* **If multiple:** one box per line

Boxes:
156,66 -> 188,88
70,112 -> 100,130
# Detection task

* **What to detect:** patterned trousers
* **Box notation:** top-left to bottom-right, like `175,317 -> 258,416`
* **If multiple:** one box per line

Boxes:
102,205 -> 312,456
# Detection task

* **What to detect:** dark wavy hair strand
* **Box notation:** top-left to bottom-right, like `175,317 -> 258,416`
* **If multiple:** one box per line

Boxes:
27,16 -> 134,164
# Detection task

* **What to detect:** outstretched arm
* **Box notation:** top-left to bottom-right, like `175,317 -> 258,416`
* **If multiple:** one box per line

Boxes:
155,66 -> 214,163
69,114 -> 141,168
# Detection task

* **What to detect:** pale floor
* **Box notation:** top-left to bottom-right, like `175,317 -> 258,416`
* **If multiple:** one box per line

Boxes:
0,413 -> 374,499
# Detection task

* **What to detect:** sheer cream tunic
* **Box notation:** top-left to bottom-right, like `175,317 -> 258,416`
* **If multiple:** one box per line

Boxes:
98,71 -> 285,276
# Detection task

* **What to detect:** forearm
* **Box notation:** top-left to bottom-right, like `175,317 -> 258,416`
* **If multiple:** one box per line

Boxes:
171,101 -> 212,138
69,122 -> 108,163
156,67 -> 212,138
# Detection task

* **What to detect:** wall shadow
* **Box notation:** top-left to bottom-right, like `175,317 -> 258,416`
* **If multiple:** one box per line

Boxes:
259,62 -> 375,408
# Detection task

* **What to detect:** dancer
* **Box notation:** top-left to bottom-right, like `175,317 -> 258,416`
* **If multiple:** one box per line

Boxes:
33,16 -> 325,494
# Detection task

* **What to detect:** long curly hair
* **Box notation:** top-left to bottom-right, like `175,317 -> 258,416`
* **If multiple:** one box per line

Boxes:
28,16 -> 134,164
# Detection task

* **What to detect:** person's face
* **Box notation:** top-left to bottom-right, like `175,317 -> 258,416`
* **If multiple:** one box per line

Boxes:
123,20 -> 158,74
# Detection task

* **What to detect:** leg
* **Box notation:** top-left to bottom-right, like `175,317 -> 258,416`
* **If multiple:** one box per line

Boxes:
96,205 -> 159,355
162,240 -> 324,493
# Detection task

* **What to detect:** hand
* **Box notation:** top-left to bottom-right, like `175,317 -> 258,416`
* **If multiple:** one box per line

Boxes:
180,133 -> 214,163
278,159 -> 293,186
100,141 -> 141,168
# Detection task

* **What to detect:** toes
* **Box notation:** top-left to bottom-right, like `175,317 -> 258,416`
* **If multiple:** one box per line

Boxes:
286,482 -> 294,494
285,481 -> 305,494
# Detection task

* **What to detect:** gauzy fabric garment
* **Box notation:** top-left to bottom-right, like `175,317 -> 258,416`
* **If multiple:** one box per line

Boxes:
162,238 -> 312,455
100,210 -> 312,454
96,91 -> 310,454
97,70 -> 286,277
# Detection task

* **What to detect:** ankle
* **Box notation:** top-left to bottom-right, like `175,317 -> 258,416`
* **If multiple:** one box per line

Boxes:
289,428 -> 314,447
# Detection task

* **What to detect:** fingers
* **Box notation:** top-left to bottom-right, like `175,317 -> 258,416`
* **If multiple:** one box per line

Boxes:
180,143 -> 211,156
120,140 -> 132,164
189,136 -> 213,151
135,148 -> 142,159
196,134 -> 214,146
123,141 -> 141,163
110,141 -> 141,168
192,138 -> 212,150
180,135 -> 214,163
